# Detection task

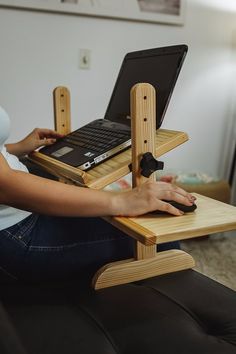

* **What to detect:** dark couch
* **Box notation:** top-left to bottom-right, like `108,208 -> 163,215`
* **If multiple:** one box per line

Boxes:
1,270 -> 236,354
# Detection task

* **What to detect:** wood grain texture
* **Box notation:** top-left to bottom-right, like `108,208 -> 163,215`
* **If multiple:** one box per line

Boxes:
131,83 -> 156,187
92,250 -> 195,289
28,152 -> 88,185
86,128 -> 188,189
103,216 -> 157,245
53,86 -> 71,135
117,193 -> 236,245
131,83 -> 156,259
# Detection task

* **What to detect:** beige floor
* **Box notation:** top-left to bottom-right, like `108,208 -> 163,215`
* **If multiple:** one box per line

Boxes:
181,231 -> 236,291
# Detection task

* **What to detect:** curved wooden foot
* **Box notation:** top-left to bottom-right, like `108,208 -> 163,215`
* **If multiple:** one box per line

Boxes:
92,250 -> 195,290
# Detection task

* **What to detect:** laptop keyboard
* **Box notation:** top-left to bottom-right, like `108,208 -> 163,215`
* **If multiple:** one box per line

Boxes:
64,125 -> 131,153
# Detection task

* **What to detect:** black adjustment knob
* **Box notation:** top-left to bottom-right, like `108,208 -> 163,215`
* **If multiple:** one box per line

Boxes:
140,152 -> 164,178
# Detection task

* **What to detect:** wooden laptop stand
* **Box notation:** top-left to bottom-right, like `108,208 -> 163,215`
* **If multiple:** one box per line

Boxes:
29,85 -> 236,290
30,86 -> 189,188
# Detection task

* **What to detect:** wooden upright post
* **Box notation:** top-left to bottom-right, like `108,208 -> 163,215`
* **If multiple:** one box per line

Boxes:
131,83 -> 157,260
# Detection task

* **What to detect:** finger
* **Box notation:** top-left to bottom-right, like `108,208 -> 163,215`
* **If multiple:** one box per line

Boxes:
155,187 -> 195,206
156,200 -> 184,216
158,182 -> 195,202
159,175 -> 174,183
158,191 -> 195,206
38,129 -> 64,139
39,138 -> 57,147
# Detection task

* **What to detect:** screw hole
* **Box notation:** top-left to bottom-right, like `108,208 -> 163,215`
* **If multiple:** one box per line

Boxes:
143,96 -> 147,100
144,118 -> 147,122
62,124 -> 65,127
61,109 -> 64,112
61,94 -> 64,97
144,140 -> 147,144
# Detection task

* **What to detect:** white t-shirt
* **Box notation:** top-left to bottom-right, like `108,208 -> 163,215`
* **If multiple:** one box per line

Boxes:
0,106 -> 31,230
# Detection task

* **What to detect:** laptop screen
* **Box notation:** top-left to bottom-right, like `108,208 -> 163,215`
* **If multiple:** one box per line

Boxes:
105,45 -> 187,128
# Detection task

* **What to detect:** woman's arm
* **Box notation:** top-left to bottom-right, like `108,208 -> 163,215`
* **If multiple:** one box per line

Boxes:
0,154 -> 195,217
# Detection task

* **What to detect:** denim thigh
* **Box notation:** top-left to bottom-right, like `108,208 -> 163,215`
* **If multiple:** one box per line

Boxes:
0,214 -> 180,282
0,214 -> 135,281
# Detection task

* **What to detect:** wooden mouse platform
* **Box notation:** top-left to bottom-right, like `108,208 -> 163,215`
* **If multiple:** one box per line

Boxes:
107,193 -> 236,246
29,85 -> 236,290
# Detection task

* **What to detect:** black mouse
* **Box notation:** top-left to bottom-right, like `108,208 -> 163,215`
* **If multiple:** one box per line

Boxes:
166,200 -> 197,213
151,200 -> 197,214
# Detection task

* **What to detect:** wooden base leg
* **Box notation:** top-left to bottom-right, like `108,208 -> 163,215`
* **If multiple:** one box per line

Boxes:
92,250 -> 195,290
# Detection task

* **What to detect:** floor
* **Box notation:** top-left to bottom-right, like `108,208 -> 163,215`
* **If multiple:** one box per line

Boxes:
181,231 -> 236,291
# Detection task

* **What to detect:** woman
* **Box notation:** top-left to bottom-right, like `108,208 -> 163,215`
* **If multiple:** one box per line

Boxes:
0,106 -> 195,282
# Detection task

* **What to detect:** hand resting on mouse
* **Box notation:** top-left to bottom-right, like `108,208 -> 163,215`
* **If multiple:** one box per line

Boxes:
151,199 -> 197,215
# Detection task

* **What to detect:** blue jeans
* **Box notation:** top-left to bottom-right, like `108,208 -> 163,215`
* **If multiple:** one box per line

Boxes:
0,214 -> 180,282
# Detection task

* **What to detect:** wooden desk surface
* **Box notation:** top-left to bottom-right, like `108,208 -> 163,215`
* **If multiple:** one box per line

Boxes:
105,194 -> 236,246
29,127 -> 236,246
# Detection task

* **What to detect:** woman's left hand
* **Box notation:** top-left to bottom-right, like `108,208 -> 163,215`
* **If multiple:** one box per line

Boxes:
6,128 -> 64,157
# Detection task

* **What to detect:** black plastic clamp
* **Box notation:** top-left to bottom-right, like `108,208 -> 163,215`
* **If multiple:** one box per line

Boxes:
140,152 -> 164,178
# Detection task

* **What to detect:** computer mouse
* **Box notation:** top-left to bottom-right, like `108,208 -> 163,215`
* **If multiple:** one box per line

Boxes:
166,200 -> 197,213
151,200 -> 197,214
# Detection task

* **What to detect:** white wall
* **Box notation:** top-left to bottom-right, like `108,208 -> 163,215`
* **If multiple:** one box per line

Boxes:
0,0 -> 236,177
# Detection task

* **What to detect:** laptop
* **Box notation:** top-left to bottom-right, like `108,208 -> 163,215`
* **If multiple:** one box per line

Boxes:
40,44 -> 188,171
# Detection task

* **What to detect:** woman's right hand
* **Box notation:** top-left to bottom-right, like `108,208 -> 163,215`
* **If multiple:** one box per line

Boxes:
111,180 -> 196,217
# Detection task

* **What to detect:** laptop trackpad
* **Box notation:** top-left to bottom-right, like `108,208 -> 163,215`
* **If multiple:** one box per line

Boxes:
52,146 -> 74,158
51,145 -> 95,167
